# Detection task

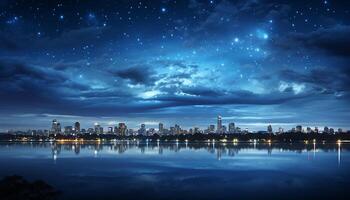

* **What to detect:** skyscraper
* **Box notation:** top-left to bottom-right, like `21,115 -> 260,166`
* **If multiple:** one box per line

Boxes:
267,125 -> 273,134
64,126 -> 73,135
217,116 -> 222,133
108,127 -> 113,133
51,119 -> 61,134
74,122 -> 80,133
138,124 -> 146,135
296,125 -> 302,133
158,123 -> 164,134
94,123 -> 102,134
118,123 -> 127,136
306,127 -> 312,134
208,125 -> 215,133
324,126 -> 329,134
174,124 -> 181,134
228,123 -> 235,134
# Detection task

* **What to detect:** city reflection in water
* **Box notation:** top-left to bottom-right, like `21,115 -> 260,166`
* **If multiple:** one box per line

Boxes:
2,141 -> 345,165
0,141 -> 349,200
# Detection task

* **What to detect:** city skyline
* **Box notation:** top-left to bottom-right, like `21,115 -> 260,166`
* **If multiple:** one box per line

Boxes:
1,1 -> 350,131
1,1 -> 350,200
4,116 -> 346,135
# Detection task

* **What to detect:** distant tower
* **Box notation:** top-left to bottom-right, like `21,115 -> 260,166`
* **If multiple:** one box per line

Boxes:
118,123 -> 127,136
217,116 -> 222,133
296,125 -> 302,133
208,125 -> 215,133
74,122 -> 80,133
228,123 -> 235,134
51,119 -> 60,134
174,124 -> 181,134
108,127 -> 113,133
138,124 -> 146,135
267,125 -> 273,134
278,127 -> 284,134
159,123 -> 164,134
323,126 -> 329,134
94,123 -> 101,134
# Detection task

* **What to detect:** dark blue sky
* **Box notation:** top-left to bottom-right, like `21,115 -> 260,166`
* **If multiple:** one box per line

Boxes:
0,0 -> 349,131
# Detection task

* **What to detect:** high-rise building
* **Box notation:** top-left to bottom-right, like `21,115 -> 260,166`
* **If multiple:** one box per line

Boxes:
194,127 -> 200,134
278,127 -> 284,134
74,122 -> 80,133
296,125 -> 302,133
323,126 -> 329,134
87,128 -> 94,134
118,123 -> 127,136
94,123 -> 102,134
169,126 -> 175,135
108,127 -> 113,133
159,123 -> 164,134
267,125 -> 273,134
128,129 -> 134,136
329,128 -> 334,134
222,125 -> 227,133
208,125 -> 215,133
306,127 -> 312,134
228,123 -> 235,134
51,119 -> 61,134
338,128 -> 343,133
217,116 -> 222,133
148,128 -> 155,136
138,124 -> 146,135
174,124 -> 181,134
315,127 -> 319,134
57,123 -> 61,133
64,126 -> 73,135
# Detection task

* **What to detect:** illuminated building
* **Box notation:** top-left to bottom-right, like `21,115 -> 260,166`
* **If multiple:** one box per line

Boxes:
267,125 -> 273,134
64,126 -> 73,135
208,125 -> 215,133
118,123 -> 127,136
108,127 -> 113,133
51,119 -> 61,134
138,124 -> 146,135
74,122 -> 80,133
217,116 -> 222,133
228,123 -> 235,134
94,123 -> 103,134
159,123 -> 164,134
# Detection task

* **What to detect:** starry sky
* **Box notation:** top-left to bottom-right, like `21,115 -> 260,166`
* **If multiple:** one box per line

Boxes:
0,0 -> 350,131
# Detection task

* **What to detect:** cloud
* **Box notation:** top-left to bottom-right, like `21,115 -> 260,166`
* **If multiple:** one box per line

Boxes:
150,89 -> 308,107
112,65 -> 156,85
181,86 -> 225,97
278,68 -> 350,98
0,59 -> 90,113
274,25 -> 350,57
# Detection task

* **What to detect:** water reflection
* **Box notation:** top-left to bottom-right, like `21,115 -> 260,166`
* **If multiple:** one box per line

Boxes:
0,141 -> 349,200
338,142 -> 341,166
1,141 -> 348,165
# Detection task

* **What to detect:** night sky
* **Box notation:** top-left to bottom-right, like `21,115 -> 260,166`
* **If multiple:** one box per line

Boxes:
0,0 -> 349,131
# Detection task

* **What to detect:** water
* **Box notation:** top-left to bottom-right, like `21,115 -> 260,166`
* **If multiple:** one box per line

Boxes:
0,141 -> 349,200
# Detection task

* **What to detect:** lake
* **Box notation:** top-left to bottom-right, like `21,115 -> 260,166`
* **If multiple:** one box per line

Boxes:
0,141 -> 349,200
